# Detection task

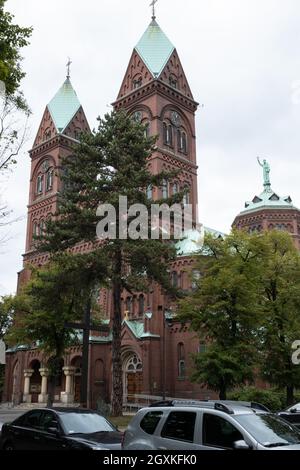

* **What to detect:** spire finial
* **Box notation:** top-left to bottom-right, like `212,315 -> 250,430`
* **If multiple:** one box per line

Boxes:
66,57 -> 72,79
150,0 -> 158,20
257,157 -> 271,191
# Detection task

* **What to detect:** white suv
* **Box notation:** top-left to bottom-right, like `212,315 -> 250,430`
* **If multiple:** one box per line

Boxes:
123,400 -> 300,450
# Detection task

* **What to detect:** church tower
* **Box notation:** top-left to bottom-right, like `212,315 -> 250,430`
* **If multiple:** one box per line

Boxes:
19,74 -> 90,287
113,15 -> 199,224
232,159 -> 300,249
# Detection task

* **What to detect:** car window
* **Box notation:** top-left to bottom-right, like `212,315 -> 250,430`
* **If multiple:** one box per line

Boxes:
235,413 -> 300,447
202,413 -> 244,449
140,411 -> 163,435
59,412 -> 115,435
21,410 -> 43,430
161,411 -> 196,443
40,411 -> 60,432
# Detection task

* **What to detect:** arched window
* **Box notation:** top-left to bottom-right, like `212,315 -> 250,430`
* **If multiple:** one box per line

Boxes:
37,174 -> 43,194
192,270 -> 201,290
74,128 -> 81,140
138,295 -> 144,316
168,125 -> 173,146
172,271 -> 178,287
133,76 -> 142,90
181,132 -> 187,153
46,168 -> 53,191
162,179 -> 168,199
33,222 -> 39,237
177,130 -> 187,153
177,129 -> 181,150
43,128 -> 51,141
173,182 -> 179,195
183,192 -> 189,205
39,220 -> 45,234
169,75 -> 178,89
163,122 -> 173,146
144,122 -> 150,138
163,122 -> 168,144
126,354 -> 142,372
126,297 -> 132,314
146,185 -> 152,200
177,343 -> 185,378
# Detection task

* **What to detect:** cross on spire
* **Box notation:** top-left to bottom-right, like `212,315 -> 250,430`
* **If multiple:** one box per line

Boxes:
150,0 -> 158,20
66,57 -> 72,79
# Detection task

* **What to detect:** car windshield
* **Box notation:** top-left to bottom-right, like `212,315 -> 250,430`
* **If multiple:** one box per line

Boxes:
287,403 -> 300,412
59,412 -> 115,435
235,413 -> 300,447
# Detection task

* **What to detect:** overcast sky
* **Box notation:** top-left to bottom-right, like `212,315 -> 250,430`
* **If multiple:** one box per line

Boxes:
1,0 -> 300,295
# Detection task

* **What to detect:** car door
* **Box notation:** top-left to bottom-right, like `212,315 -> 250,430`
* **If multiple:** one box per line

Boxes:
154,410 -> 200,450
37,410 -> 68,450
200,413 -> 246,450
10,410 -> 44,450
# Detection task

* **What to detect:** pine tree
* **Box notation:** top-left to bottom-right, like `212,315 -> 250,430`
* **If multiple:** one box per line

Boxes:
40,110 -> 182,415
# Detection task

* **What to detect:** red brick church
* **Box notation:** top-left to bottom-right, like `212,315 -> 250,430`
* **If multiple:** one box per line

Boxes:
3,15 -> 299,409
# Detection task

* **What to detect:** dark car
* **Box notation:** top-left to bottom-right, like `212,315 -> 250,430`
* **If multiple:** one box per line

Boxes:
0,408 -> 122,450
278,403 -> 300,429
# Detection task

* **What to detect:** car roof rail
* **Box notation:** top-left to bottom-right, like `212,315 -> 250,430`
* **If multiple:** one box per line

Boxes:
250,402 -> 270,412
149,399 -> 234,414
149,401 -> 174,407
212,400 -> 270,412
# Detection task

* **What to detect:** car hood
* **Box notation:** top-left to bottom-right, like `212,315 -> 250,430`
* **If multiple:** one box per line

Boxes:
271,444 -> 300,450
67,431 -> 122,450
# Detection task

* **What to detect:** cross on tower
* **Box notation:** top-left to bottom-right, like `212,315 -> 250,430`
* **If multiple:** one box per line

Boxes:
66,57 -> 72,79
150,0 -> 158,20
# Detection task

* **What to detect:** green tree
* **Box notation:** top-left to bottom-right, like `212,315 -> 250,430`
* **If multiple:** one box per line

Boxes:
178,230 -> 265,399
258,231 -> 300,406
0,295 -> 13,337
7,253 -> 107,406
0,0 -> 32,102
0,0 -> 32,237
40,110 -> 182,415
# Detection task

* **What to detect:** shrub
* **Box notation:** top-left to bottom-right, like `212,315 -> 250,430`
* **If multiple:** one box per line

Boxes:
227,387 -> 282,412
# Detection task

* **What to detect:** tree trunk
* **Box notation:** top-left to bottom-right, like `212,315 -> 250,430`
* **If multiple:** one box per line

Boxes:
219,382 -> 227,400
47,375 -> 55,408
286,384 -> 294,407
111,250 -> 123,417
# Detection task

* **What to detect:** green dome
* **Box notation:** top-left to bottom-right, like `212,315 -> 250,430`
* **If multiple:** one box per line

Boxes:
176,227 -> 224,257
240,187 -> 297,215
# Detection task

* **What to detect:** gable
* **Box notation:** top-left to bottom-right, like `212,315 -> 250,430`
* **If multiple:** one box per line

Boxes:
159,49 -> 194,99
62,106 -> 91,139
117,50 -> 154,99
33,107 -> 57,148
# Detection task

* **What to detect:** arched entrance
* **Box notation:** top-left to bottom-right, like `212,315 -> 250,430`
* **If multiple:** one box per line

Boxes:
71,356 -> 82,403
29,360 -> 41,403
123,353 -> 143,403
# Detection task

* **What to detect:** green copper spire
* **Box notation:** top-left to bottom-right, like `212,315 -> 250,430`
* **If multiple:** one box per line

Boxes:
135,19 -> 175,78
47,78 -> 81,133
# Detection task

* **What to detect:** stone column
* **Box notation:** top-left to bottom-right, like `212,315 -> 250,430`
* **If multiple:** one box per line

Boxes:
23,369 -> 34,404
38,368 -> 49,403
61,366 -> 75,404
